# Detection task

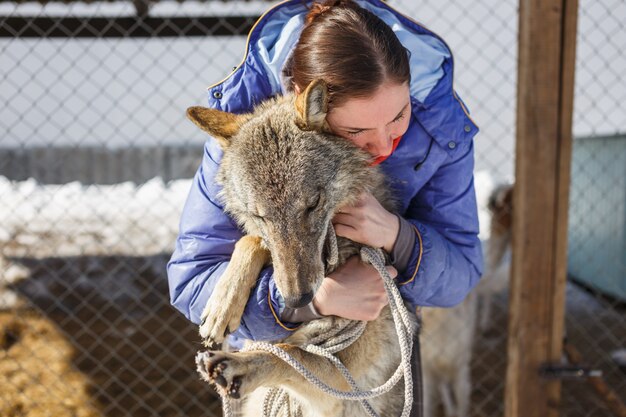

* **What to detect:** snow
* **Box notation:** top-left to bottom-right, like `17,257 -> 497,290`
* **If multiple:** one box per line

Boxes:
0,170 -> 499,259
0,175 -> 192,258
0,170 -> 500,310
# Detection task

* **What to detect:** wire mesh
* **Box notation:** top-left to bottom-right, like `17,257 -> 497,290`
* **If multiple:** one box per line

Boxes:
560,1 -> 626,415
0,1 -> 624,417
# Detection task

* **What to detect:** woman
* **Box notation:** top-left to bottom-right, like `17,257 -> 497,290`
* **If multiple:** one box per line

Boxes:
167,0 -> 483,344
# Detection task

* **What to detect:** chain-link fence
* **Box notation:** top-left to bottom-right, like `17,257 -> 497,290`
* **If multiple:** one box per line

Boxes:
560,1 -> 626,415
0,1 -> 624,416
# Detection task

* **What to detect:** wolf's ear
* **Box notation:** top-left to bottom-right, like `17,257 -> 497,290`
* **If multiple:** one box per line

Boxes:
295,79 -> 329,132
186,106 -> 245,148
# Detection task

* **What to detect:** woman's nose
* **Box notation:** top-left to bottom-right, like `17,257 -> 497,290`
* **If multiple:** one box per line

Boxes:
370,133 -> 394,157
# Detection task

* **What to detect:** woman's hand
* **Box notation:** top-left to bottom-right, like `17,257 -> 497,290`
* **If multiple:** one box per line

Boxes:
312,256 -> 397,321
332,191 -> 400,253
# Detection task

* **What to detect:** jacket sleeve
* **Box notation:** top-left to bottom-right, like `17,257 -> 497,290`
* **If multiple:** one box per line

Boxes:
167,141 -> 298,341
395,138 -> 484,308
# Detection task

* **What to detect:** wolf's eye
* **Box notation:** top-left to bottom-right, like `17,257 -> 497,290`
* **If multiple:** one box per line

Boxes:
252,214 -> 265,223
306,194 -> 321,214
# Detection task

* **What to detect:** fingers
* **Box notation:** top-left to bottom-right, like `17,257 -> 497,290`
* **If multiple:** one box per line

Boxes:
332,213 -> 358,226
332,211 -> 365,242
385,265 -> 398,279
333,193 -> 394,250
318,255 -> 394,321
333,223 -> 358,240
336,191 -> 369,213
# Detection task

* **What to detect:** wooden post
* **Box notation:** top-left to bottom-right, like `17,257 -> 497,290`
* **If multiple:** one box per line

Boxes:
505,0 -> 578,417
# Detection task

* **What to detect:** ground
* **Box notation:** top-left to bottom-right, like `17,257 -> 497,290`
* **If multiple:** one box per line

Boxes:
470,284 -> 626,417
1,255 -> 624,417
1,255 -> 220,417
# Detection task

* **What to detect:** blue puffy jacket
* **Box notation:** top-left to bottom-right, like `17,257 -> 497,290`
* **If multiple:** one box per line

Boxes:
167,0 -> 483,342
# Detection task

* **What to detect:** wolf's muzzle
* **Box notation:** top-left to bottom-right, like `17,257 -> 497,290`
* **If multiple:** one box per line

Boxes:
284,291 -> 314,309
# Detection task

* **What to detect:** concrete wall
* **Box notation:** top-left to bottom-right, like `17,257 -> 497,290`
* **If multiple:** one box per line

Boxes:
0,145 -> 203,184
568,134 -> 626,301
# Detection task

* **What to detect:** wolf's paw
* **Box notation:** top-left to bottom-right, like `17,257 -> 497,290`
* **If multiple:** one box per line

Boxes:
199,297 -> 244,349
196,351 -> 261,399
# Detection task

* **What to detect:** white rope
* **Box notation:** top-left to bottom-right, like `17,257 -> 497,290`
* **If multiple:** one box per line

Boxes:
217,230 -> 416,417
324,222 -> 339,269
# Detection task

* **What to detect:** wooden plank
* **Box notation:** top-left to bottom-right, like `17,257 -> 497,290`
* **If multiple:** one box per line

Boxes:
13,148 -> 29,181
505,1 -> 578,417
0,16 -> 256,38
168,145 -> 203,181
0,149 -> 16,178
0,145 -> 203,184
31,147 -> 48,182
91,147 -> 108,184
553,0 -> 578,362
45,146 -> 61,183
60,147 -> 80,183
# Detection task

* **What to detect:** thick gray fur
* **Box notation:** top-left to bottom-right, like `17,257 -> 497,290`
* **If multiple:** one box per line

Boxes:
191,81 -> 417,417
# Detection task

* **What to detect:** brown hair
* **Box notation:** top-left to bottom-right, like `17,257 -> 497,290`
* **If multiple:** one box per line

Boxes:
287,0 -> 411,107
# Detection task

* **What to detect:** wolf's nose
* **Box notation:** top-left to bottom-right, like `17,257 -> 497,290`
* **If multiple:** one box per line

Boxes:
284,291 -> 314,309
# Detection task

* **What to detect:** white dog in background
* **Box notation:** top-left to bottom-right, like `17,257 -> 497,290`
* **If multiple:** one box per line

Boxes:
421,292 -> 478,417
420,176 -> 513,417
476,184 -> 513,332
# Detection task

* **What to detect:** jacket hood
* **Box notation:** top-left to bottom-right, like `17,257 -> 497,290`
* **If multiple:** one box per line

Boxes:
208,0 -> 450,109
205,0 -> 477,155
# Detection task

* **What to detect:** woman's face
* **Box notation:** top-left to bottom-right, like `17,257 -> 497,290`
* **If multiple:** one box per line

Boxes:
326,81 -> 411,159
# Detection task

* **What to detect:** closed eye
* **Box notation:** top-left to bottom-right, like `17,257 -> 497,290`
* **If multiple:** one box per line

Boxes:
391,111 -> 406,123
341,103 -> 409,137
346,129 -> 365,137
306,194 -> 321,214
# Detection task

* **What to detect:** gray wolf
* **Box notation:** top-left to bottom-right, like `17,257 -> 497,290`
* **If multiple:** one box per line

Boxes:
189,80 -> 418,416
